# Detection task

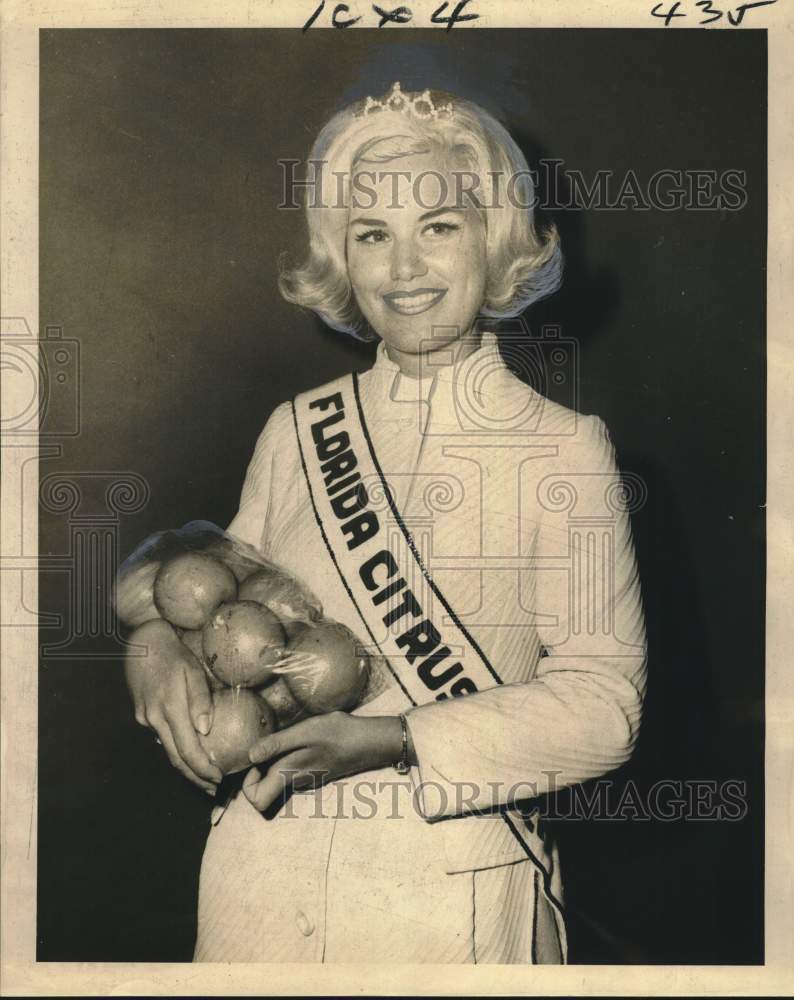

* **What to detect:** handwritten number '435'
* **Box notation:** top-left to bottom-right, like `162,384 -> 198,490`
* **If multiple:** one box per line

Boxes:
651,0 -> 777,26
303,0 -> 479,31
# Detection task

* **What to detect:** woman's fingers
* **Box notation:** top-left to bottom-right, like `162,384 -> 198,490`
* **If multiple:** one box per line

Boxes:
243,763 -> 288,812
149,716 -> 217,794
164,702 -> 223,784
248,716 -> 318,764
182,657 -> 213,736
242,750 -> 317,812
247,732 -> 283,765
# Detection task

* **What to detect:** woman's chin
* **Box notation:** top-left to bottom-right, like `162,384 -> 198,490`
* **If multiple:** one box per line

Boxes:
375,316 -> 471,353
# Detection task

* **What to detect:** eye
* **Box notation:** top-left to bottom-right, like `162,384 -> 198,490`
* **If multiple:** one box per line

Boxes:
423,221 -> 460,237
354,228 -> 390,244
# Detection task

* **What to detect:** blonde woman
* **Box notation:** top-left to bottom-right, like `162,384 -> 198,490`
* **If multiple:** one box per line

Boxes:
124,83 -> 647,963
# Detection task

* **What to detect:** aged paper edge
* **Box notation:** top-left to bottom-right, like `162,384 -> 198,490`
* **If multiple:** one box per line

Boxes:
1,0 -> 792,995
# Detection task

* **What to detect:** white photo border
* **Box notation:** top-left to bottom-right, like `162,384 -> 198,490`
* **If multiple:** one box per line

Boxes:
1,1 -> 792,995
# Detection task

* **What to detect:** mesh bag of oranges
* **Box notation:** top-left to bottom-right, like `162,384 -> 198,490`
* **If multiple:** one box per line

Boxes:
117,521 -> 372,774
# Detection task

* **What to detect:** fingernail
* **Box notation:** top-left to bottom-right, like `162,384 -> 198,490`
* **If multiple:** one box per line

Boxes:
197,713 -> 210,735
204,787 -> 215,797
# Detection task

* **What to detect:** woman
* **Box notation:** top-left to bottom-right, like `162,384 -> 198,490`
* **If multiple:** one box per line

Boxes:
125,83 -> 647,963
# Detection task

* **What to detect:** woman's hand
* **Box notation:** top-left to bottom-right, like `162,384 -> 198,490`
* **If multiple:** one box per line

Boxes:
125,619 -> 223,793
243,712 -> 410,813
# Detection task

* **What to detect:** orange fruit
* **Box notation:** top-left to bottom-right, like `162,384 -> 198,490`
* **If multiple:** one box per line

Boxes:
199,688 -> 276,775
116,558 -> 162,628
283,621 -> 370,715
200,536 -> 265,583
259,676 -> 307,729
180,628 -> 226,691
239,569 -> 321,640
202,600 -> 287,688
153,552 -> 237,630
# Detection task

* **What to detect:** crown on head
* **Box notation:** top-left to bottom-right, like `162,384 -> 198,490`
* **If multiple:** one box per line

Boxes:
357,82 -> 454,121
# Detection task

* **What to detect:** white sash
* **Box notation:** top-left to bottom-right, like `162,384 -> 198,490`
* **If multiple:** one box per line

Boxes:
292,372 -> 504,708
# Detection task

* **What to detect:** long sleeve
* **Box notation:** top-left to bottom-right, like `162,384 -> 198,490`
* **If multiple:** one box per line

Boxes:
226,401 -> 292,551
405,414 -> 648,820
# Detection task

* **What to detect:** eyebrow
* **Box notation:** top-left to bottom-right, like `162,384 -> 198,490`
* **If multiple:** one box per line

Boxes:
349,207 -> 467,227
420,207 -> 466,222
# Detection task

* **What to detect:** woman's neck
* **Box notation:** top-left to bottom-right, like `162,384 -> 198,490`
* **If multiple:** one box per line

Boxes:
383,330 -> 483,380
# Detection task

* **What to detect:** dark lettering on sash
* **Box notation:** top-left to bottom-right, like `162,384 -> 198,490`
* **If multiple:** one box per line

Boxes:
434,677 -> 479,700
395,620 -> 441,663
309,391 -> 343,412
295,375 -> 498,714
311,408 -> 344,444
451,677 -> 478,696
327,472 -> 361,497
447,677 -> 478,697
317,429 -> 349,462
342,511 -> 379,550
373,578 -> 406,606
330,482 -> 368,520
383,589 -> 422,628
359,549 -> 398,591
322,448 -> 358,488
416,646 -> 464,690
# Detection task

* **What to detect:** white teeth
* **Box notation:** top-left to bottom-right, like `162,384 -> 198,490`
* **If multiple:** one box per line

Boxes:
387,291 -> 445,313
392,292 -> 437,306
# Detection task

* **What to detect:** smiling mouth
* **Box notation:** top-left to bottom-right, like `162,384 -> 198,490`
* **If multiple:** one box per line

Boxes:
382,288 -> 448,316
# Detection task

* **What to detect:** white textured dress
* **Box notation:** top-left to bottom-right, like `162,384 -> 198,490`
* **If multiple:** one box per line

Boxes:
193,332 -> 647,963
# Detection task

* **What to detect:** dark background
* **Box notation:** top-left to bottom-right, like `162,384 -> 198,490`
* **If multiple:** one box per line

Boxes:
38,29 -> 766,963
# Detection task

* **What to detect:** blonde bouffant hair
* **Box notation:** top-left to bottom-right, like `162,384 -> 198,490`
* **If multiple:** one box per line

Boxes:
278,85 -> 562,341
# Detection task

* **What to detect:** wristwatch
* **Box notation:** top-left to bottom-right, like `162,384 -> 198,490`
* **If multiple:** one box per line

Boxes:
393,713 -> 411,775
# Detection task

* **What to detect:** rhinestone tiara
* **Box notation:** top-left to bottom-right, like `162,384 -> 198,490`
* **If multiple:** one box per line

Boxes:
357,82 -> 454,120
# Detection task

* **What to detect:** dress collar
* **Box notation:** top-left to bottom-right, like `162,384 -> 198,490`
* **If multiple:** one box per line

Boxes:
371,329 -> 503,393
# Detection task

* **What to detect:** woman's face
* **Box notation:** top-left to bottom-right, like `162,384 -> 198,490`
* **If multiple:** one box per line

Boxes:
346,150 -> 487,372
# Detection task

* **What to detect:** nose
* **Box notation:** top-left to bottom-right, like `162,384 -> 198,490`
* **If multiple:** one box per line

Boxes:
389,236 -> 428,283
